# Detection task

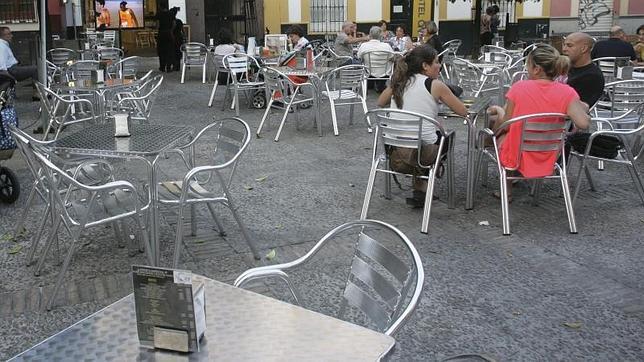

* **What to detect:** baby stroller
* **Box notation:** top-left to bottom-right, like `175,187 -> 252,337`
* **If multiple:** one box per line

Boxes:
0,73 -> 20,204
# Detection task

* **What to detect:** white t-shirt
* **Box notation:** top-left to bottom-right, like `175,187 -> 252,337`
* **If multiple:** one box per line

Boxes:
293,37 -> 309,51
390,74 -> 439,143
0,39 -> 18,71
357,39 -> 393,59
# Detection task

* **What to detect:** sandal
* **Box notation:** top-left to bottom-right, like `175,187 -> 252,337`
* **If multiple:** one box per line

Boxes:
492,190 -> 513,203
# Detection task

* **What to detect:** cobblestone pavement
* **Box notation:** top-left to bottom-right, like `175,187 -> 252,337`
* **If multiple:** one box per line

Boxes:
1,58 -> 643,361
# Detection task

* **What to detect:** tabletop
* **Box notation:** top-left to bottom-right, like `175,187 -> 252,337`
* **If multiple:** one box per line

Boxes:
51,124 -> 194,157
53,78 -> 137,92
274,65 -> 335,78
10,275 -> 395,361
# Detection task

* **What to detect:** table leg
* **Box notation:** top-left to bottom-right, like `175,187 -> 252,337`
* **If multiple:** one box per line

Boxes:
149,158 -> 160,266
314,80 -> 322,137
465,122 -> 476,210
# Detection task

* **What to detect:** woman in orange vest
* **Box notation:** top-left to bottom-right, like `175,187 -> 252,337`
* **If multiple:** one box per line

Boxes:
118,1 -> 139,28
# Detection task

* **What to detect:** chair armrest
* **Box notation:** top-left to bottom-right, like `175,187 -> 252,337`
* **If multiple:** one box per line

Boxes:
234,268 -> 302,306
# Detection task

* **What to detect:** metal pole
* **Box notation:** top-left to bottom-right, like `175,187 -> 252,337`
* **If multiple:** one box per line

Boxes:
39,0 -> 47,84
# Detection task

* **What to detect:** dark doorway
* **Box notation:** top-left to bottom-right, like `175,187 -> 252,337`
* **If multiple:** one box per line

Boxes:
390,0 -> 412,36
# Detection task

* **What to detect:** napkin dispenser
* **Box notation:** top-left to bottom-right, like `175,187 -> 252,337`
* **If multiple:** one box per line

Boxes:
114,113 -> 131,137
247,37 -> 256,56
92,69 -> 105,84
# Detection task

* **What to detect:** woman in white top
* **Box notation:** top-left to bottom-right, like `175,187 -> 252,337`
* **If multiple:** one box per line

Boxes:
389,26 -> 413,52
377,45 -> 467,207
287,25 -> 309,51
213,29 -> 244,84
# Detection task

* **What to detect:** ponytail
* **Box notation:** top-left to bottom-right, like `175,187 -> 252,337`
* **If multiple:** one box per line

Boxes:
553,55 -> 570,77
389,45 -> 438,109
528,44 -> 569,79
391,57 -> 410,108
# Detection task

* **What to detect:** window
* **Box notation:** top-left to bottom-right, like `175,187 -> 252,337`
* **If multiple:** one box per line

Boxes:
310,0 -> 347,34
0,0 -> 37,24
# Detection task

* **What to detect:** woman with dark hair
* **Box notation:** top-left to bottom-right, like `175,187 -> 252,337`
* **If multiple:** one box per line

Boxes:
378,20 -> 394,43
377,45 -> 467,206
390,25 -> 412,52
487,44 -> 590,200
286,25 -> 309,51
635,24 -> 644,63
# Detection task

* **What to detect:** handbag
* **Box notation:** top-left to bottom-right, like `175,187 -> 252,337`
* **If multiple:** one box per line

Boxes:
0,105 -> 18,151
567,132 -> 622,159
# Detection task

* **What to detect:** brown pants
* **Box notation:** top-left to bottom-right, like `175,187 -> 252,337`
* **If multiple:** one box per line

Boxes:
388,144 -> 439,192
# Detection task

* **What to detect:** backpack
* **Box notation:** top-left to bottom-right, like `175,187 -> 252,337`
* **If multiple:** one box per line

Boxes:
567,132 -> 622,159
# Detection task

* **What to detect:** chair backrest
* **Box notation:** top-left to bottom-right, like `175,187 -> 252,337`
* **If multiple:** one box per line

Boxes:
136,30 -> 151,47
112,56 -> 140,79
323,64 -> 366,93
101,30 -> 116,46
181,42 -> 208,63
222,53 -> 260,82
69,60 -> 100,80
443,39 -> 462,55
47,48 -> 78,67
98,47 -> 124,63
314,48 -> 352,68
496,113 -> 569,170
361,50 -> 395,79
262,67 -> 292,101
478,51 -> 512,67
604,80 -> 644,114
593,57 -> 631,83
234,219 -> 424,336
450,57 -> 486,97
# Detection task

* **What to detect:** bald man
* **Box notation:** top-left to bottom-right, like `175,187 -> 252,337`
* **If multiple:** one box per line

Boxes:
563,32 -> 605,107
591,25 -> 637,61
334,21 -> 368,57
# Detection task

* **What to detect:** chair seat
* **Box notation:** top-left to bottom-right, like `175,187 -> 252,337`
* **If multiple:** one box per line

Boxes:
159,180 -> 217,202
321,89 -> 361,101
234,81 -> 265,88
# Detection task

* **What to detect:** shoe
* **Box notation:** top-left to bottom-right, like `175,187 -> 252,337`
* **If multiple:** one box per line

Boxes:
32,127 -> 55,134
298,102 -> 312,109
492,191 -> 513,203
31,96 -> 40,102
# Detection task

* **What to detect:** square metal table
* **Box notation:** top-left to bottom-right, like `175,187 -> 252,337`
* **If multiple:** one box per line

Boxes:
50,123 -> 194,266
9,275 -> 396,361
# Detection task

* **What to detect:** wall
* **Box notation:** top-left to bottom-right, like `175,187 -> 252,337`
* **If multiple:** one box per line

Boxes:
186,0 -> 204,42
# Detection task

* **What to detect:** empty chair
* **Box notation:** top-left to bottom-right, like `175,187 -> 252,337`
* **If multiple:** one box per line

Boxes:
97,47 -> 124,64
113,74 -> 163,122
108,56 -> 140,79
320,64 -> 369,135
570,103 -> 644,205
180,42 -> 208,83
593,79 -> 644,118
361,50 -> 395,96
220,53 -> 265,116
360,109 -> 456,234
99,30 -> 117,47
443,39 -> 462,55
450,57 -> 502,100
474,113 -> 577,235
234,219 -> 424,336
256,67 -> 315,142
47,48 -> 78,67
35,82 -> 97,140
593,57 -> 632,83
157,117 -> 261,267
67,60 -> 100,81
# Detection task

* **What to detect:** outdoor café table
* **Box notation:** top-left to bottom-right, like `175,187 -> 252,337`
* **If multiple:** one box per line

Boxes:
49,123 -> 194,266
9,275 -> 396,361
439,95 -> 492,210
273,65 -> 335,136
53,78 -> 142,121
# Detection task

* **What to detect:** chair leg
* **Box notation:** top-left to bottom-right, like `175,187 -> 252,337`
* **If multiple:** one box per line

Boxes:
384,159 -> 392,200
26,204 -> 51,266
421,168 -> 438,234
208,79 -> 219,107
349,103 -> 355,125
329,97 -> 339,136
173,205 -> 186,268
133,213 -> 153,265
234,86 -> 240,116
220,185 -> 261,260
560,168 -> 578,234
206,203 -> 226,236
447,145 -> 456,210
572,157 -> 588,205
499,170 -> 511,235
14,181 -> 39,237
361,98 -> 372,132
46,228 -> 82,310
274,99 -> 294,142
34,216 -> 62,276
360,159 -> 379,220
627,163 -> 644,205
584,165 -> 596,192
190,204 -> 197,236
202,64 -> 206,84
530,179 -> 542,207
181,63 -> 186,84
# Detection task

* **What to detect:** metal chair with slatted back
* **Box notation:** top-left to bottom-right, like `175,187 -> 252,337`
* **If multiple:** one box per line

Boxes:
180,42 -> 208,83
256,67 -> 315,142
157,117 -> 261,267
592,57 -> 631,84
67,60 -> 100,81
594,79 -> 644,118
361,50 -> 395,96
99,30 -> 117,47
234,219 -> 424,336
443,39 -> 462,55
320,64 -> 369,135
207,53 -> 232,107
35,81 -> 97,140
47,48 -> 78,68
360,109 -> 457,234
97,47 -> 124,65
221,53 -> 265,116
450,57 -> 502,101
108,55 -> 140,79
474,113 -> 577,235
114,74 -> 164,123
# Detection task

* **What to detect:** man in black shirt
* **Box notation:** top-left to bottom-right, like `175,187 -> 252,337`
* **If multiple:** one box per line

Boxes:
563,32 -> 605,107
591,26 -> 637,61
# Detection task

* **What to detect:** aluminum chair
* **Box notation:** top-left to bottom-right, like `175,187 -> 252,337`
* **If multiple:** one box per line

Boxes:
477,51 -> 513,68
180,42 -> 208,84
360,109 -> 457,234
314,47 -> 352,68
593,79 -> 644,118
593,57 -> 632,84
14,132 -> 149,310
361,50 -> 395,96
320,64 -> 369,136
443,39 -> 462,55
47,48 -> 78,68
98,30 -> 117,47
234,219 -> 424,336
108,56 -> 140,79
97,47 -> 124,64
220,53 -> 265,116
207,53 -> 232,107
35,82 -> 97,140
570,103 -> 644,205
450,57 -> 502,101
113,74 -> 163,123
256,67 -> 316,142
157,117 -> 261,267
474,113 -> 577,235
67,60 -> 100,81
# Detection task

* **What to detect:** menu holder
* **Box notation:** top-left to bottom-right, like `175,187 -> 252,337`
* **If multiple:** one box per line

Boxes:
132,266 -> 207,353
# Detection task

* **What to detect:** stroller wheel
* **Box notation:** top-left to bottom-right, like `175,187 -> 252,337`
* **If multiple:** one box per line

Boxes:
252,92 -> 266,109
0,167 -> 20,204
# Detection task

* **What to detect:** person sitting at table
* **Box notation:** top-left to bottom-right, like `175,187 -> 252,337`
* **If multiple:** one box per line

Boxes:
487,44 -> 590,202
287,25 -> 309,51
358,26 -> 393,93
334,21 -> 368,57
377,45 -> 467,207
424,21 -> 443,56
591,26 -> 637,62
389,26 -> 413,52
378,20 -> 395,43
635,24 -> 644,65
562,32 -> 605,108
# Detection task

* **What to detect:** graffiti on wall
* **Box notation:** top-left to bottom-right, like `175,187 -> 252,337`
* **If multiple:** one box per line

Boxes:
578,0 -> 612,30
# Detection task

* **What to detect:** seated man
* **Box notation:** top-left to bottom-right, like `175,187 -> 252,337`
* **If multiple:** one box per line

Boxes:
563,32 -> 605,108
0,26 -> 38,101
358,26 -> 393,93
334,21 -> 368,57
591,25 -> 637,62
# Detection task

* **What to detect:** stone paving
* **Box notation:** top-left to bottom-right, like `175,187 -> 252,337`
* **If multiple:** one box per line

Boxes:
1,58 -> 643,361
